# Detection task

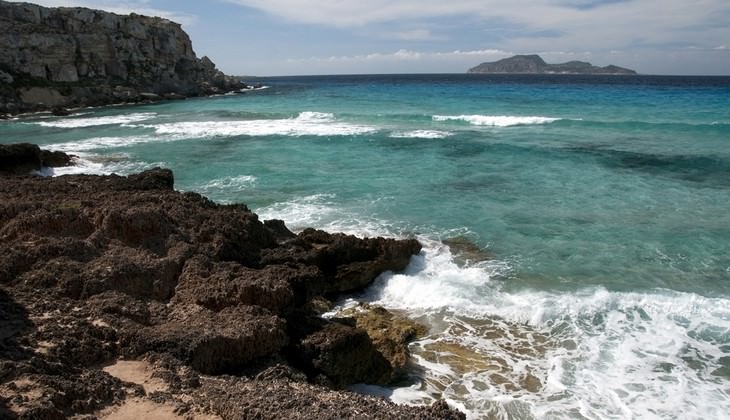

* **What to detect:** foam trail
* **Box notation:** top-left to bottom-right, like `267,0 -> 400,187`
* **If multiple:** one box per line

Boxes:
197,175 -> 257,192
38,153 -> 157,177
254,193 -> 395,238
50,135 -> 167,152
149,112 -> 376,138
433,114 -> 560,127
390,130 -> 453,139
33,112 -> 156,128
190,175 -> 258,203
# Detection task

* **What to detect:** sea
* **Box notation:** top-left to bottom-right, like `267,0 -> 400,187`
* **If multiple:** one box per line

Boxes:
2,74 -> 729,419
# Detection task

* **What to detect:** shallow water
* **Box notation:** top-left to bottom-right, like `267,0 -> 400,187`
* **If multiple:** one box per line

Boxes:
3,74 -> 729,419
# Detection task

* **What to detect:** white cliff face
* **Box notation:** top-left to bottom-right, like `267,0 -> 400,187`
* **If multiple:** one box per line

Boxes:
0,0 -> 242,115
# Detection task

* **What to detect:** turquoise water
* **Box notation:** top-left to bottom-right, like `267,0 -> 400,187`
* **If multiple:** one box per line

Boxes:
2,74 -> 729,419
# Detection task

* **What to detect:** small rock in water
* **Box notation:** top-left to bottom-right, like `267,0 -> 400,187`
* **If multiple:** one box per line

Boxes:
443,236 -> 495,266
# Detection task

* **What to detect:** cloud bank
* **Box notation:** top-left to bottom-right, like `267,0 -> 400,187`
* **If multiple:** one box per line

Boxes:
225,0 -> 730,52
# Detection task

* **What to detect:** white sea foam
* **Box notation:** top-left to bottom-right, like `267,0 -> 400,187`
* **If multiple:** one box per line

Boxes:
255,193 -> 396,238
49,135 -> 166,152
433,114 -> 560,127
33,112 -> 157,128
37,153 -> 157,177
198,175 -> 257,191
253,195 -> 730,419
389,130 -> 453,139
362,241 -> 730,419
191,175 -> 257,202
148,112 -> 376,138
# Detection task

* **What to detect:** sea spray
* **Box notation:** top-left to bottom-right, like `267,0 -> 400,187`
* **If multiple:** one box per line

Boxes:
362,240 -> 730,419
433,115 -> 561,127
148,111 -> 376,138
33,112 -> 157,128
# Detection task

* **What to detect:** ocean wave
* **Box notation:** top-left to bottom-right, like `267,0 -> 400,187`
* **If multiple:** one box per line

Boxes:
389,130 -> 453,139
238,192 -> 730,419
37,153 -> 157,177
364,242 -> 730,419
33,112 -> 157,128
148,112 -> 376,138
191,175 -> 257,202
433,114 -> 561,127
254,193 -> 398,238
49,135 -> 165,152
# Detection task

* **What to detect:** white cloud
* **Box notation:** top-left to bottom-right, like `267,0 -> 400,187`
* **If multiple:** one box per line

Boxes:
271,48 -> 516,74
224,0 -> 730,52
284,48 -> 512,64
388,29 -> 441,41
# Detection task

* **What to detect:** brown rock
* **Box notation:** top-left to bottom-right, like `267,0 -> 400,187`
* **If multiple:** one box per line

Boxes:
0,163 -> 456,418
173,258 -> 296,312
39,149 -> 74,167
132,305 -> 288,374
0,143 -> 41,174
297,322 -> 392,387
0,143 -> 74,174
204,377 -> 465,420
339,303 -> 428,376
261,228 -> 422,296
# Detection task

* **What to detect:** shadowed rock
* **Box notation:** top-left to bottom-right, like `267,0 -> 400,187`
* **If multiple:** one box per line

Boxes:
0,143 -> 75,174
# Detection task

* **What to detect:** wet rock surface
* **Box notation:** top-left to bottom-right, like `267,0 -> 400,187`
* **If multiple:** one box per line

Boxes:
337,303 -> 429,379
0,165 -> 464,418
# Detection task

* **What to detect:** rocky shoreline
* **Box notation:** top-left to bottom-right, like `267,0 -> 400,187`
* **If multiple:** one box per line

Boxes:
0,146 -> 464,419
0,0 -> 247,117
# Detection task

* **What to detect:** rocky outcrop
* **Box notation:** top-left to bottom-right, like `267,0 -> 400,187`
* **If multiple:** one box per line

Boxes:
336,303 -> 428,379
0,0 -> 246,116
0,143 -> 74,174
468,54 -> 637,74
0,159 -> 464,418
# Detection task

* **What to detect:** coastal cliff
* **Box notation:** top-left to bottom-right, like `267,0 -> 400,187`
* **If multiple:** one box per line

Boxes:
0,145 -> 464,419
0,0 -> 245,116
468,54 -> 636,75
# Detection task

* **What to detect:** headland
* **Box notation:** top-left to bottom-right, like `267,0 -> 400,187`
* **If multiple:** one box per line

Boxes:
0,0 -> 245,117
468,54 -> 636,74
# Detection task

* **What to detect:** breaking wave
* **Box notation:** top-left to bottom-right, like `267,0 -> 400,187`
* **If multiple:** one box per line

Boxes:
33,113 -> 157,128
148,112 -> 376,138
433,115 -> 561,127
389,130 -> 453,139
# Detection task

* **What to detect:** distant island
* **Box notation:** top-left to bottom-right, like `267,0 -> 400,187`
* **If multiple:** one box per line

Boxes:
468,54 -> 636,75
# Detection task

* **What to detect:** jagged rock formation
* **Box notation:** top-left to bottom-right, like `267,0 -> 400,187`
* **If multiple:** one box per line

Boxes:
0,143 -> 74,174
0,158 -> 464,419
0,0 -> 245,116
468,54 -> 636,74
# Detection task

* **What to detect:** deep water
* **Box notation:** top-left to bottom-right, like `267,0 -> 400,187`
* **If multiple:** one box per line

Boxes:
2,74 -> 729,419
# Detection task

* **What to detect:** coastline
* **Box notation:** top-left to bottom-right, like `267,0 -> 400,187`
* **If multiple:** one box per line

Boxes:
2,71 -> 729,419
0,158 -> 464,419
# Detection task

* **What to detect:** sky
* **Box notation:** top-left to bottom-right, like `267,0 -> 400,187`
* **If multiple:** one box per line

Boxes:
8,0 -> 730,76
